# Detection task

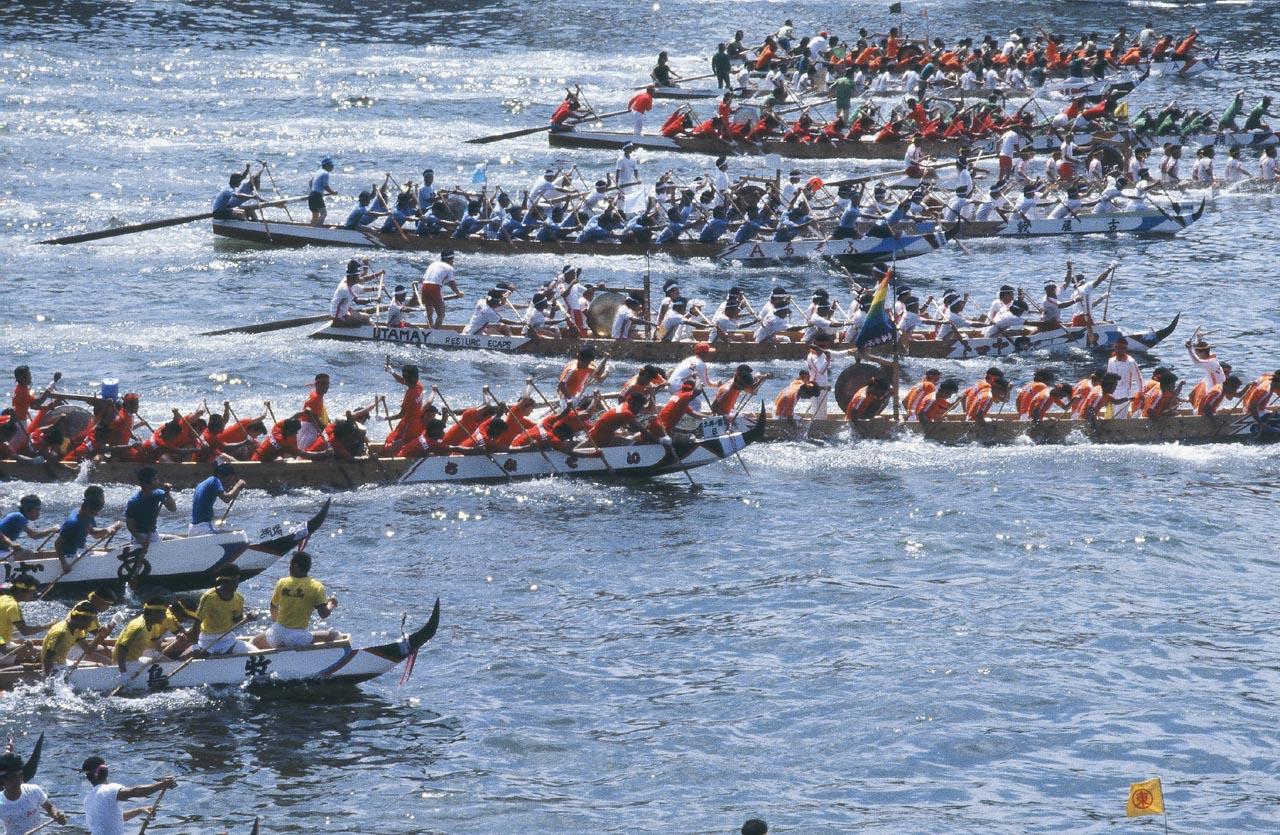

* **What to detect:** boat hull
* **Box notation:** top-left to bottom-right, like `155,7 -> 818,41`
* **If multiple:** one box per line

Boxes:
548,127 -> 979,159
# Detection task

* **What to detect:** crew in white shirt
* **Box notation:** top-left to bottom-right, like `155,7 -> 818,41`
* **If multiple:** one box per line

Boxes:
1107,338 -> 1144,405
81,757 -> 176,835
668,344 -> 719,393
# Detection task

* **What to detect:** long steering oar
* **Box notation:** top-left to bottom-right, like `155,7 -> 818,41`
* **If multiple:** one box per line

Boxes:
199,315 -> 331,337
468,109 -> 631,145
39,196 -> 307,245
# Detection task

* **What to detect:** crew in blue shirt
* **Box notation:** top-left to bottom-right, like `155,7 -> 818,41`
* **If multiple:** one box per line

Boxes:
124,467 -> 176,550
697,206 -> 730,243
54,486 -> 120,573
190,463 -> 245,536
0,495 -> 56,556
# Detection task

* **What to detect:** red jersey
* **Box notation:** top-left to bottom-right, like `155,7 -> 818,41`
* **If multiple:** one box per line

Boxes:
12,384 -> 32,424
651,389 -> 697,434
588,403 -> 636,447
251,423 -> 300,462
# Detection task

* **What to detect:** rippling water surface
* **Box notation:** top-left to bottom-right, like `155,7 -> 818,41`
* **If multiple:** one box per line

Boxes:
2,1 -> 1280,832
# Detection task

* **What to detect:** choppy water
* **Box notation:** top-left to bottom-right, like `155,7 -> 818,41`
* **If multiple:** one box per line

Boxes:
2,1 -> 1280,832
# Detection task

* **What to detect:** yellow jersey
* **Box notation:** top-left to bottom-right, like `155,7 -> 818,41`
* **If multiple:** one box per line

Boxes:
271,576 -> 326,630
114,615 -> 155,663
0,594 -> 23,645
42,620 -> 82,666
195,589 -> 243,635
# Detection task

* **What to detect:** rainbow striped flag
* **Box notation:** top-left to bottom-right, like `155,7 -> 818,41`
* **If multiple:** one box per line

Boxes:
855,269 -> 898,349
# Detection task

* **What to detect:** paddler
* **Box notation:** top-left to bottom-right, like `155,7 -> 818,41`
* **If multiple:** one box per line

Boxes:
845,377 -> 893,421
382,364 -> 427,456
1242,371 -> 1280,418
464,289 -> 523,336
252,551 -> 338,649
667,343 -> 719,394
189,463 -> 244,536
1195,375 -> 1242,416
1186,335 -> 1226,409
80,757 -> 176,834
583,390 -> 665,448
53,486 -> 121,575
558,347 -> 607,406
804,334 -> 835,420
307,157 -> 337,226
0,745 -> 69,833
549,89 -> 584,132
0,574 -> 48,664
40,601 -> 97,676
329,267 -> 372,328
251,417 -> 325,463
1,494 -> 57,559
298,372 -> 331,450
113,597 -> 186,678
191,564 -> 253,656
124,467 -> 176,552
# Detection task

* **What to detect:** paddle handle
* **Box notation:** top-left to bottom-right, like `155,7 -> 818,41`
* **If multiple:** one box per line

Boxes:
135,786 -> 167,835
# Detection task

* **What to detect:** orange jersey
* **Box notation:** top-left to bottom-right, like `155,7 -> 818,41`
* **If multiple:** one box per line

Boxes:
251,422 -> 300,462
652,389 -> 697,434
588,403 -> 637,446
559,363 -> 593,399
303,390 -> 329,427
12,384 -> 32,423
441,408 -> 486,446
1196,384 -> 1226,416
216,418 -> 263,446
1243,375 -> 1275,414
1028,389 -> 1068,422
919,394 -> 953,422
1016,382 -> 1048,417
903,380 -> 936,416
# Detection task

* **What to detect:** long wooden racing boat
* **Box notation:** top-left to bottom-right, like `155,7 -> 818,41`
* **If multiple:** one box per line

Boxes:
948,201 -> 1203,239
308,314 -> 1178,362
0,420 -> 763,490
548,127 -> 981,159
211,218 -> 946,266
1,501 -> 328,598
755,409 -> 1280,446
0,599 -> 440,694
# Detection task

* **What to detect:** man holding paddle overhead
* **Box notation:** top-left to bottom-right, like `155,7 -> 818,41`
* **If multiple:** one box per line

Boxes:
307,157 -> 337,226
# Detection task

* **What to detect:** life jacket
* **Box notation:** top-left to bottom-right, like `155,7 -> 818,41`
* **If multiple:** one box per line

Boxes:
1016,381 -> 1048,417
919,394 -> 953,422
1243,375 -> 1275,413
774,382 -> 803,418
902,380 -> 936,416
654,389 -> 697,433
690,118 -> 719,137
1196,385 -> 1225,416
1029,389 -> 1066,422
846,385 -> 888,420
964,389 -> 995,421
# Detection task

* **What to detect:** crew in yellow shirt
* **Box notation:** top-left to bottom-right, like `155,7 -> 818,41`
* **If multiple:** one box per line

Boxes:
253,552 -> 337,650
193,564 -> 254,655
41,603 -> 97,676
0,575 -> 49,663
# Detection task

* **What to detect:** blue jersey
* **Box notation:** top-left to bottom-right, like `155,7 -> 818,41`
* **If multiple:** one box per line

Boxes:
698,217 -> 729,243
125,487 -> 167,535
211,187 -> 236,217
734,217 -> 763,243
0,511 -> 30,548
343,205 -> 372,229
57,509 -> 95,556
191,476 -> 221,526
381,207 -> 413,234
838,205 -> 860,229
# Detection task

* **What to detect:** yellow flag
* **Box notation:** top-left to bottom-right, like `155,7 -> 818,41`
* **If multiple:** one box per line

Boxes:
1127,777 -> 1164,817
1115,100 -> 1130,120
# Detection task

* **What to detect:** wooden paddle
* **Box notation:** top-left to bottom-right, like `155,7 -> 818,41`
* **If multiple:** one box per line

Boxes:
432,387 -> 513,482
468,109 -> 631,145
39,196 -> 307,245
34,528 -> 119,602
135,785 -> 168,834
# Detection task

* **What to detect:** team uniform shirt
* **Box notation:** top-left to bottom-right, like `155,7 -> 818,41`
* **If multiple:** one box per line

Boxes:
615,155 -> 640,189
753,312 -> 790,343
385,300 -> 406,327
707,311 -> 738,343
196,588 -> 244,636
125,488 -> 167,536
1260,155 -> 1276,182
84,783 -> 127,835
330,283 -> 360,319
983,308 -> 1024,337
272,576 -> 327,629
56,509 -> 96,557
667,356 -> 710,393
1190,157 -> 1214,184
659,311 -> 692,342
935,309 -> 969,342
464,304 -> 503,335
804,351 -> 832,388
802,313 -> 834,343
610,308 -> 639,340
190,476 -> 223,527
1107,356 -> 1144,401
0,510 -> 32,553
309,168 -> 331,196
942,195 -> 970,222
41,620 -> 83,666
422,261 -> 454,289
1224,158 -> 1249,184
0,783 -> 48,835
0,594 -> 24,646
528,179 -> 558,207
1093,182 -> 1124,213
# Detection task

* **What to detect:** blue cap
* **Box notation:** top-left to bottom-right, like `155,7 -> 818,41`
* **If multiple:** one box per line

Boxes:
321,157 -> 334,167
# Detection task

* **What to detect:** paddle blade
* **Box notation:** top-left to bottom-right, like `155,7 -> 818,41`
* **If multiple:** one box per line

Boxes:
22,733 -> 44,781
249,817 -> 260,835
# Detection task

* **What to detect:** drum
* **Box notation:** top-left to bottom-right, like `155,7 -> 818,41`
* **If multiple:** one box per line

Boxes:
834,362 -> 891,414
586,291 -> 627,338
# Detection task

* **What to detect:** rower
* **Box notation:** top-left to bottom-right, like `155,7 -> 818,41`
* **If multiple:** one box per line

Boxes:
711,365 -> 768,417
40,601 -> 96,677
465,289 -> 523,336
0,745 -> 68,833
1242,371 -> 1280,418
0,574 -> 47,664
191,564 -> 253,656
421,250 -> 460,327
253,551 -> 338,649
1,494 -> 57,559
657,298 -> 700,342
125,467 -> 176,552
754,303 -> 792,344
383,364 -> 426,456
1106,338 -> 1144,405
1186,335 -> 1226,408
189,463 -> 244,536
845,377 -> 892,421
942,186 -> 971,223
558,348 -> 605,406
611,296 -> 654,340
305,414 -> 368,461
668,343 -> 718,394
251,417 -> 326,463
385,285 -> 408,328
54,486 -> 121,575
528,169 -> 561,210
655,279 -> 683,326
1013,185 -> 1038,221
1196,375 -> 1243,417
81,757 -> 176,834
399,418 -> 451,458
549,90 -> 584,132
584,391 -> 660,449
985,285 -> 1016,324
211,165 -> 253,221
1047,187 -> 1083,220
1143,371 -> 1181,418
1016,369 -> 1055,420
113,597 -> 185,677
983,298 -> 1028,338
903,370 -> 942,419
966,377 -> 1010,423
330,267 -> 373,328
307,157 -> 337,226
299,372 -> 331,451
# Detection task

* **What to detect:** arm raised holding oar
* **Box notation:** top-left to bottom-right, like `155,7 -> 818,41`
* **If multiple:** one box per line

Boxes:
79,756 -> 176,832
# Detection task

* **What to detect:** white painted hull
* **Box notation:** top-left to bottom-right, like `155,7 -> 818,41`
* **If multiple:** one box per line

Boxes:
718,231 -> 949,264
953,203 -> 1203,238
313,323 -> 532,352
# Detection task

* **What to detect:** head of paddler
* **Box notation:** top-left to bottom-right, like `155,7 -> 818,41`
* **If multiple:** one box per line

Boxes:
69,601 -> 96,630
81,756 -> 109,786
280,417 -> 302,438
140,597 -> 169,628
985,367 -> 1005,385
401,365 -> 420,386
88,586 -> 118,612
213,564 -> 241,599
998,285 -> 1015,303
288,550 -> 313,579
1220,375 -> 1243,398
213,461 -> 236,488
136,466 -> 160,488
18,493 -> 42,520
741,818 -> 769,835
13,365 -> 31,386
1098,372 -> 1122,396
989,377 -> 1011,402
7,572 -> 38,601
1033,369 -> 1055,386
623,391 -> 648,413
82,485 -> 106,514
320,157 -> 334,172
0,752 -> 25,793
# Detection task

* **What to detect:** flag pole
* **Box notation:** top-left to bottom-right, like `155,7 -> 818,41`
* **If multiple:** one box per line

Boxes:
890,257 -> 901,420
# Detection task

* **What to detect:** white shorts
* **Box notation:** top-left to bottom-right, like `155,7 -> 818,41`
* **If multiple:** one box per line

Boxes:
131,531 -> 160,545
188,522 -> 216,536
264,623 -> 313,648
198,632 -> 248,655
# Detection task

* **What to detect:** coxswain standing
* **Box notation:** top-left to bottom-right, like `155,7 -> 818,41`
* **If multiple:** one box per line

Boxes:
253,551 -> 338,649
307,157 -> 337,226
0,746 -> 68,835
1186,334 -> 1226,409
615,144 -> 641,204
628,86 -> 656,137
383,364 -> 427,456
667,343 -> 719,394
1106,337 -> 1144,409
81,757 -> 176,835
420,251 -> 460,327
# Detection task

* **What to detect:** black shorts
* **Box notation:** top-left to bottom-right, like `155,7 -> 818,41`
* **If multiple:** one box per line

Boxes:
308,193 -> 326,213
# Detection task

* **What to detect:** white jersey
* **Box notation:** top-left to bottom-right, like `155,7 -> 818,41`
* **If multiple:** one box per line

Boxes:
753,312 -> 790,343
611,307 -> 638,339
804,350 -> 832,387
1107,355 -> 1144,400
465,303 -> 502,335
1188,346 -> 1226,387
659,311 -> 692,342
959,70 -> 978,90
1260,155 -> 1277,182
84,783 -> 127,835
564,283 -> 588,312
1047,198 -> 1082,220
583,190 -> 610,215
528,179 -> 558,206
1224,158 -> 1249,184
422,261 -> 454,287
987,299 -> 1010,323
1127,155 -> 1144,183
385,300 -> 406,327
998,130 -> 1022,158
1190,157 -> 1214,183
1093,183 -> 1124,213
330,283 -> 359,318
668,355 -> 710,392
903,143 -> 924,168
943,195 -> 970,223
983,309 -> 1024,337
935,308 -> 969,341
974,198 -> 1002,222
708,311 -> 737,343
802,313 -> 833,343
0,784 -> 48,835
615,156 -> 640,187
1014,196 -> 1038,218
